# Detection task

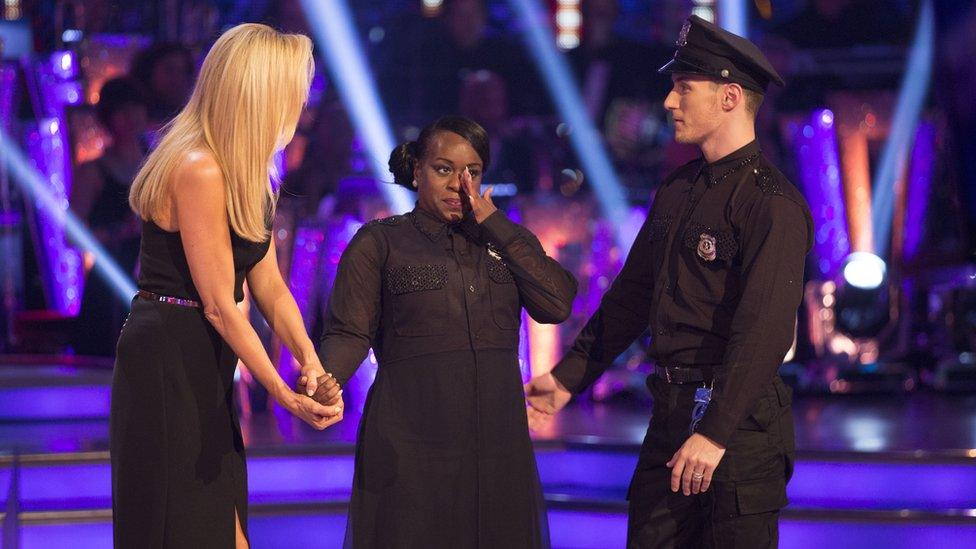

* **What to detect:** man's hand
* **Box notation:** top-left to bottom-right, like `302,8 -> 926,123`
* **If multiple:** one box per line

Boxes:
666,433 -> 726,495
524,372 -> 572,431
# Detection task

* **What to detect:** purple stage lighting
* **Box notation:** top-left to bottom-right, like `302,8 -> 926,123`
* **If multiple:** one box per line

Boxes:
20,51 -> 85,314
791,109 -> 851,279
24,116 -> 83,314
902,121 -> 936,263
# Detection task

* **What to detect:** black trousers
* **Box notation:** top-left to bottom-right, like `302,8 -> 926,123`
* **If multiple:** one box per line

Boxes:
626,375 -> 795,549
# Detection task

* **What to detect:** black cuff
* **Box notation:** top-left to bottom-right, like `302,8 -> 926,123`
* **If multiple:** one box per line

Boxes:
551,352 -> 591,394
479,210 -> 521,248
695,405 -> 737,448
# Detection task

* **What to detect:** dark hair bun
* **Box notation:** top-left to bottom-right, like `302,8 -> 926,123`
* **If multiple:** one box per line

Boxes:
388,142 -> 416,189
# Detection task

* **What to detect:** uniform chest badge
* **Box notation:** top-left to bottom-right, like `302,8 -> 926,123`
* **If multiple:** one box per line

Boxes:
487,244 -> 502,261
696,233 -> 717,262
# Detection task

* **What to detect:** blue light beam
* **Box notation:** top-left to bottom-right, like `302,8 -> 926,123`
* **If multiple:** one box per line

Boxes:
870,0 -> 934,258
0,128 -> 136,305
507,0 -> 634,251
718,0 -> 749,37
299,0 -> 413,214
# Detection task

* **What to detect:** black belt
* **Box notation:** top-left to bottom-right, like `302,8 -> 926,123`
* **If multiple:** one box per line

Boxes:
654,364 -> 716,385
136,289 -> 201,308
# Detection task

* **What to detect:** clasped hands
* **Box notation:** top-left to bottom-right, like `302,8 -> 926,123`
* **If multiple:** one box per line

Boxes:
283,361 -> 344,431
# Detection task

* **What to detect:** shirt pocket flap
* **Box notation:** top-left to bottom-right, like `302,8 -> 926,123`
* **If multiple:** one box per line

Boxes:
486,257 -> 515,284
385,264 -> 448,295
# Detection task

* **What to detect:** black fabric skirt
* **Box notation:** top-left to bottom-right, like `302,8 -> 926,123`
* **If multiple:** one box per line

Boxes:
344,348 -> 550,549
110,297 -> 247,548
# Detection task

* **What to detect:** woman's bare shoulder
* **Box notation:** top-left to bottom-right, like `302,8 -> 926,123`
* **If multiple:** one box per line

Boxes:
159,149 -> 225,231
172,149 -> 223,190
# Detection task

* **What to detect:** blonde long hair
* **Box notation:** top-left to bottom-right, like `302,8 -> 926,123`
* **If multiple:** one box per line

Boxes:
130,23 -> 314,242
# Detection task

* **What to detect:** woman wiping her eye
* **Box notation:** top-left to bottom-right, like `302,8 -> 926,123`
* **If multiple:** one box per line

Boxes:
310,116 -> 578,548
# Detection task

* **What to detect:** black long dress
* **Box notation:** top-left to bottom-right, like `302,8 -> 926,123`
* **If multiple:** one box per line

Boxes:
111,219 -> 269,548
319,207 -> 578,548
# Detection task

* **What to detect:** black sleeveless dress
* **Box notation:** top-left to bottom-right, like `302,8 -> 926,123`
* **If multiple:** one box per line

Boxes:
110,220 -> 270,548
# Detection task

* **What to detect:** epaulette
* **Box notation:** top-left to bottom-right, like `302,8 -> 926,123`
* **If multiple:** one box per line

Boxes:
368,215 -> 404,226
753,165 -> 782,196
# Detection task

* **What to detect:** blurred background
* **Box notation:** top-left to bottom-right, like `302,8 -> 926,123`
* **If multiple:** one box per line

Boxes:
0,1 -> 974,548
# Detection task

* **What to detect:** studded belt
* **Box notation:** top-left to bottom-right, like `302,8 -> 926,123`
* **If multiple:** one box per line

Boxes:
654,364 -> 716,385
136,289 -> 201,308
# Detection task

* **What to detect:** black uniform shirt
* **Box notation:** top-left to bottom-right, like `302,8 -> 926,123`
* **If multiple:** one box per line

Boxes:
552,140 -> 813,446
319,206 -> 578,386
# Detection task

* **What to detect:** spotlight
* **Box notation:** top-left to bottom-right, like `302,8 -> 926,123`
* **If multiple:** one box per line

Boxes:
842,252 -> 886,290
51,51 -> 76,80
61,29 -> 83,43
825,252 -> 916,393
835,253 -> 889,339
421,0 -> 443,17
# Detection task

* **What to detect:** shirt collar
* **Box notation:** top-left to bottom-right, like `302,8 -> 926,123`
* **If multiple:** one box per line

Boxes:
697,140 -> 762,187
409,205 -> 482,243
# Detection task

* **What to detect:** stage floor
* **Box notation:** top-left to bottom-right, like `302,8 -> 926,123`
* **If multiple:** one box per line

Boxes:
2,375 -> 975,458
2,363 -> 975,549
244,390 -> 976,459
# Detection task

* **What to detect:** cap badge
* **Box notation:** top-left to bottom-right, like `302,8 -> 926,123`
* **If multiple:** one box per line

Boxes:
677,20 -> 690,47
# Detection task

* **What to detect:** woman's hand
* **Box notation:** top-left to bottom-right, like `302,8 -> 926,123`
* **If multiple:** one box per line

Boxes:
459,167 -> 496,224
278,388 -> 344,430
296,359 -> 329,397
302,372 -> 343,406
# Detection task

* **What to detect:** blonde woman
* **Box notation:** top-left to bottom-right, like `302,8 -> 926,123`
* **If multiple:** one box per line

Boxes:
112,24 -> 343,548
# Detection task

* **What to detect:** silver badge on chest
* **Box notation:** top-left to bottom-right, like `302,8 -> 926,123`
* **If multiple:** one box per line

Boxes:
697,233 -> 717,262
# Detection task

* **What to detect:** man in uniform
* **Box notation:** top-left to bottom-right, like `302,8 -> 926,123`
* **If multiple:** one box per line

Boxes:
525,15 -> 813,548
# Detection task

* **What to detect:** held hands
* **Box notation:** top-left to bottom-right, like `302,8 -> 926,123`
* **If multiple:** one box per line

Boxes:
524,372 -> 573,431
281,360 -> 343,430
297,360 -> 333,398
297,372 -> 343,407
666,433 -> 726,496
459,167 -> 497,224
278,382 -> 343,431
